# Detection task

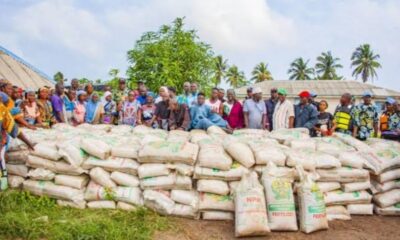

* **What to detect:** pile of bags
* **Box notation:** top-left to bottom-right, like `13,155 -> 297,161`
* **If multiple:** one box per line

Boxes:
5,124 -> 400,237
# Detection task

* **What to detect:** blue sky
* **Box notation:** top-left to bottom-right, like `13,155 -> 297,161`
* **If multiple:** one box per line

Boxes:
0,0 -> 399,90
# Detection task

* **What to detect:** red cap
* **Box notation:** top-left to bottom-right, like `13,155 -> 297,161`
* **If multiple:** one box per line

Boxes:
298,90 -> 311,98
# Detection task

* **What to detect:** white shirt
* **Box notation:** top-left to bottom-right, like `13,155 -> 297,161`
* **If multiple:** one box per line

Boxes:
205,99 -> 221,113
273,99 -> 295,130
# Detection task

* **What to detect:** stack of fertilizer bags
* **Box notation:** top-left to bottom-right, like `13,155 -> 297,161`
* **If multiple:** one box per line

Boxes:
137,127 -> 200,218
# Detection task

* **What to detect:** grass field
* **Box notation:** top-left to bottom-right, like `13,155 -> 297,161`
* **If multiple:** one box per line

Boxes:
0,190 -> 171,240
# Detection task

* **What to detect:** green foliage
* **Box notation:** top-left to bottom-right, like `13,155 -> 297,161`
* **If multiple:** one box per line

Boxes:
351,44 -> 381,83
78,78 -> 92,85
107,68 -> 121,90
251,62 -> 273,82
315,51 -> 343,80
53,72 -> 64,83
213,55 -> 228,87
0,190 -> 170,240
225,65 -> 247,88
126,17 -> 215,94
287,58 -> 315,80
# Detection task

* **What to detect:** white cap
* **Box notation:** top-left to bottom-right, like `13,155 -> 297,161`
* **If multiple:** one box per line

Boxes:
253,87 -> 262,94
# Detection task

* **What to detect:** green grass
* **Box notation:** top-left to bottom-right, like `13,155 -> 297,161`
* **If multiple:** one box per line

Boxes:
0,190 -> 172,240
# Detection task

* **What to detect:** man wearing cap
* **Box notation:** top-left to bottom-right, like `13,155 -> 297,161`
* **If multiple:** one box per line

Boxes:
332,93 -> 353,135
265,88 -> 278,131
245,87 -> 253,100
273,88 -> 294,130
351,91 -> 379,140
379,97 -> 400,140
294,91 -> 318,135
243,87 -> 266,129
309,91 -> 320,111
112,78 -> 130,104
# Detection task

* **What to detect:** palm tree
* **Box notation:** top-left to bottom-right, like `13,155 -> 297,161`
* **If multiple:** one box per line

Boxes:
315,51 -> 343,80
287,58 -> 314,80
251,62 -> 273,82
53,71 -> 64,83
225,65 -> 246,88
213,55 -> 228,87
351,44 -> 381,83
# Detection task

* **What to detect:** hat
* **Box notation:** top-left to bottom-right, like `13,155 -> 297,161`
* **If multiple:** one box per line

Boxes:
362,91 -> 373,98
386,97 -> 396,105
247,87 -> 253,92
310,91 -> 318,98
253,87 -> 262,94
77,90 -> 87,97
277,88 -> 287,96
298,90 -> 311,98
104,91 -> 112,98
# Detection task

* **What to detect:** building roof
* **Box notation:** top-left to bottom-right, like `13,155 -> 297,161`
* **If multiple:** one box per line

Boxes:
0,45 -> 55,89
235,80 -> 400,98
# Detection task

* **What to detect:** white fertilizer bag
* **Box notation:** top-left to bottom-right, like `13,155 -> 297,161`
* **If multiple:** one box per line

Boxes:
6,150 -> 29,164
262,163 -> 297,231
172,204 -> 198,219
58,144 -> 87,167
375,168 -> 400,183
286,150 -> 316,171
8,175 -> 24,188
110,172 -> 139,187
296,166 -> 328,234
171,190 -> 198,208
117,202 -> 137,211
31,142 -> 61,161
338,152 -> 365,169
85,182 -> 143,206
207,126 -> 227,135
326,206 -> 351,221
199,192 -> 234,212
194,162 -> 249,181
359,151 -> 400,175
111,143 -> 139,159
166,163 -> 194,176
235,172 -> 269,237
138,164 -> 170,179
316,167 -> 369,183
373,189 -> 400,208
27,155 -> 87,176
140,174 -> 176,190
289,139 -> 316,151
7,164 -> 28,177
87,201 -> 116,209
333,133 -> 372,152
175,175 -> 192,190
371,179 -> 400,193
143,189 -> 175,215
197,141 -> 232,171
247,140 -> 286,166
89,167 -> 117,188
313,153 -> 341,169
138,141 -> 199,165
57,200 -> 86,209
83,157 -> 139,175
224,141 -> 255,168
374,204 -> 400,216
28,168 -> 55,181
342,181 -> 371,192
317,182 -> 341,193
23,180 -> 85,204
347,204 -> 374,215
80,138 -> 111,159
197,179 -> 229,195
55,175 -> 89,189
324,190 -> 372,205
202,211 -> 234,221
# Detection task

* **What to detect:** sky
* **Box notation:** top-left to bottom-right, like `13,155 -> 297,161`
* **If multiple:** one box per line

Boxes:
0,0 -> 399,90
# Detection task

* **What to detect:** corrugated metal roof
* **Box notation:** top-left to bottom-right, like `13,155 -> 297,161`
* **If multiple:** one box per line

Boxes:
0,45 -> 55,89
235,80 -> 400,98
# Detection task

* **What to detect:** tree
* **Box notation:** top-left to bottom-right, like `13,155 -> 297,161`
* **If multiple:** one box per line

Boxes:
351,44 -> 381,83
251,62 -> 273,82
315,51 -> 343,80
53,71 -> 64,83
287,58 -> 314,80
225,65 -> 246,88
213,55 -> 228,87
78,78 -> 92,85
107,68 -> 120,89
127,18 -> 215,93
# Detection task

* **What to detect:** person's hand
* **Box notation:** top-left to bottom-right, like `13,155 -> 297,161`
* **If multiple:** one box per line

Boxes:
27,125 -> 37,130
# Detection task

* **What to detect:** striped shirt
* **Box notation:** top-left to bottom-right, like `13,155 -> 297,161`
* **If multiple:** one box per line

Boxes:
273,99 -> 295,130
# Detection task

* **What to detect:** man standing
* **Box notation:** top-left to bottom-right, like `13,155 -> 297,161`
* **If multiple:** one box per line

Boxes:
351,91 -> 379,140
245,87 -> 253,100
177,82 -> 191,105
205,88 -> 223,116
136,86 -> 148,105
332,93 -> 353,135
190,93 -> 227,130
380,97 -> 400,140
243,87 -> 266,129
51,83 -> 66,123
186,82 -> 199,108
113,78 -> 129,104
265,88 -> 278,131
70,78 -> 80,91
273,88 -> 294,130
218,88 -> 226,103
294,91 -> 318,134
309,91 -> 320,111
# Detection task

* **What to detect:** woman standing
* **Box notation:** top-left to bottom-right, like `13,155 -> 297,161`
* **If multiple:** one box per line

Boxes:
36,87 -> 56,128
119,91 -> 141,126
102,91 -> 117,124
223,89 -> 244,129
64,89 -> 76,124
85,93 -> 104,124
73,90 -> 87,125
20,90 -> 42,126
315,100 -> 334,137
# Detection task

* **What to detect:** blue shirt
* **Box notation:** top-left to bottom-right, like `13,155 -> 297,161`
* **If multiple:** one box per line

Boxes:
136,95 -> 147,105
294,103 -> 318,131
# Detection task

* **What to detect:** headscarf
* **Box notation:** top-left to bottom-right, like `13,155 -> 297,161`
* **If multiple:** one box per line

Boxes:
85,93 -> 100,123
101,91 -> 112,105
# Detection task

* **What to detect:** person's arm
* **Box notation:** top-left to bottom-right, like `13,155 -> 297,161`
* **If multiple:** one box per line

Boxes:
261,114 -> 267,130
168,110 -> 177,130
18,132 -> 34,151
244,112 -> 249,128
180,107 -> 191,131
289,116 -> 294,128
137,108 -> 143,125
303,107 -> 319,130
219,102 -> 224,116
373,108 -> 379,137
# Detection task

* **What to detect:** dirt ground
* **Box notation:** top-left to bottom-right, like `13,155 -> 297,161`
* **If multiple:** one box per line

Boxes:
155,216 -> 400,240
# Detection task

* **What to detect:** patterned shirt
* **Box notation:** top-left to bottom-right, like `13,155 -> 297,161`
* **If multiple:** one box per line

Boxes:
351,103 -> 379,139
273,100 -> 295,130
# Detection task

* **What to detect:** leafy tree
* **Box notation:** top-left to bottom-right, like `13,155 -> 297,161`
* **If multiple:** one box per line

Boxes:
351,44 -> 381,83
126,18 -> 215,93
315,51 -> 343,80
225,65 -> 246,88
78,78 -> 92,85
107,68 -> 120,89
251,62 -> 273,82
213,55 -> 228,87
53,71 -> 64,83
287,58 -> 314,80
